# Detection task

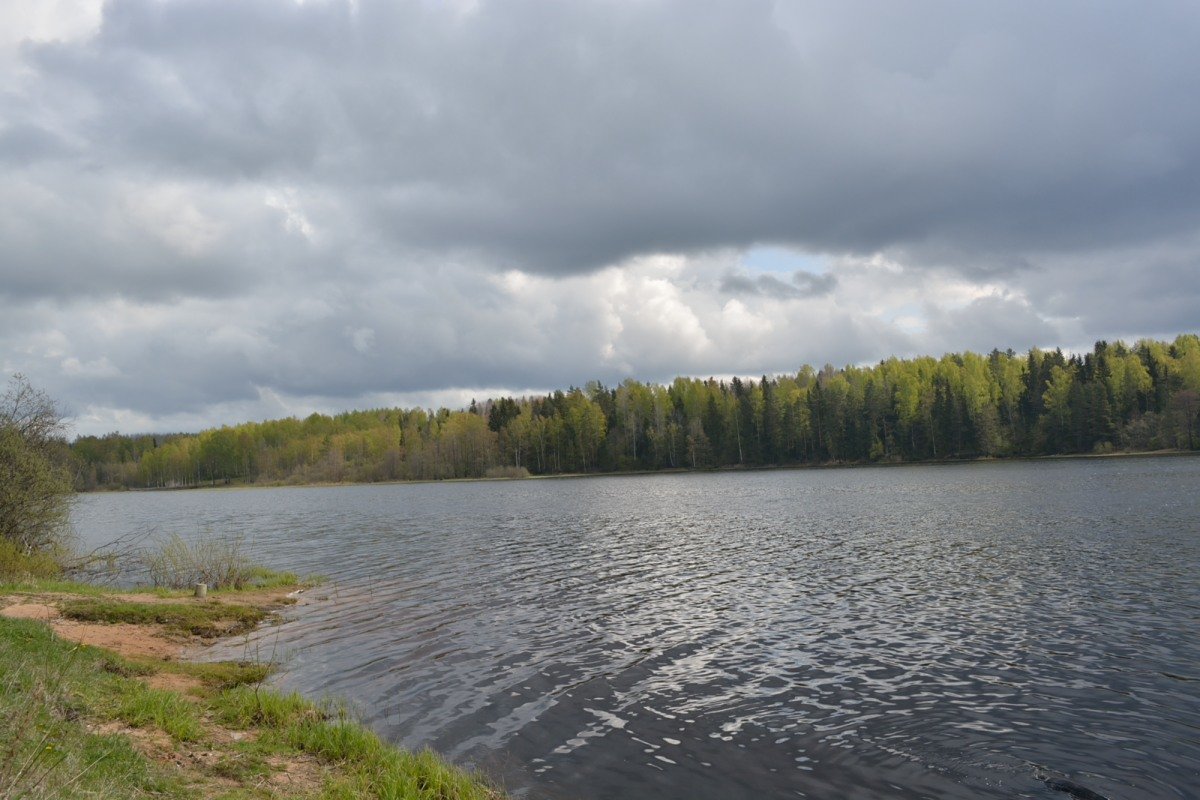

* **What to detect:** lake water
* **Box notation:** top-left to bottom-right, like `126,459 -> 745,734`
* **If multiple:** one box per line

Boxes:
72,457 -> 1200,799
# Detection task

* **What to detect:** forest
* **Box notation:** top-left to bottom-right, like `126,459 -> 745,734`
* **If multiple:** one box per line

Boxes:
71,335 -> 1200,490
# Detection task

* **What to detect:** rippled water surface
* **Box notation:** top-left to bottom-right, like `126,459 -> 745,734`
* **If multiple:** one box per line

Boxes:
74,458 -> 1200,799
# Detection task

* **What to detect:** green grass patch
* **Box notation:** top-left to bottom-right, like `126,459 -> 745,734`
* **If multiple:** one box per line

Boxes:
171,659 -> 274,689
2,585 -> 501,800
210,749 -> 272,783
0,576 -> 113,596
0,570 -> 317,601
289,718 -> 383,761
0,617 -> 186,799
209,567 -> 323,601
218,684 -> 319,729
99,653 -> 158,678
238,565 -> 306,590
96,652 -> 270,690
117,687 -> 205,743
97,650 -> 273,689
286,718 -> 500,800
59,599 -> 266,637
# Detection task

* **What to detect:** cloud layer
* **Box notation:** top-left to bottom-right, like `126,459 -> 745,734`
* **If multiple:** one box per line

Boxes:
2,0 -> 1198,434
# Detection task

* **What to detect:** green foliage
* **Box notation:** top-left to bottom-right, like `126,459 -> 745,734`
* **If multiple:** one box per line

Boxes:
0,537 -> 63,581
59,599 -> 266,637
70,335 -> 1200,488
0,375 -> 74,559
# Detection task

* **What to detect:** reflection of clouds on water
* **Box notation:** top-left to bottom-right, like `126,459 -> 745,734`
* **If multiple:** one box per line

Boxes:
71,459 -> 1200,800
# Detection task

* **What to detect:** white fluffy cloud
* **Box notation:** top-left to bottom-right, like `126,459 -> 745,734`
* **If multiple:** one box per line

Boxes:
2,0 -> 1198,434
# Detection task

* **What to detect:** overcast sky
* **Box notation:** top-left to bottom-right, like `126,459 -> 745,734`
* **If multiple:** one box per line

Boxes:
3,0 -> 1199,436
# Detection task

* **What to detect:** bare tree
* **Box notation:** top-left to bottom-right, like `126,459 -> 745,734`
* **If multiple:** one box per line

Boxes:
0,375 -> 68,445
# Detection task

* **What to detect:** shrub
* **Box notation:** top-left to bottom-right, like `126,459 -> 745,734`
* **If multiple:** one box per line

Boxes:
0,375 -> 74,559
143,533 -> 253,590
0,537 -> 63,580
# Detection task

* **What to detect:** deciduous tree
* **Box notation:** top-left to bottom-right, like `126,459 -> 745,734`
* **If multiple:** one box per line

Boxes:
0,375 -> 73,557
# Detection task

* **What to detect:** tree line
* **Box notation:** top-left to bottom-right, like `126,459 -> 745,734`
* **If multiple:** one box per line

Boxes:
71,335 -> 1200,489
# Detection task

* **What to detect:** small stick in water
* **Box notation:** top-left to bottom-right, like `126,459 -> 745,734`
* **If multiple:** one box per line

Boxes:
1045,778 -> 1109,800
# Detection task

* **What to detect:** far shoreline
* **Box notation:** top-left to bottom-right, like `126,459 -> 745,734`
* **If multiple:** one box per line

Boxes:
86,447 -> 1200,493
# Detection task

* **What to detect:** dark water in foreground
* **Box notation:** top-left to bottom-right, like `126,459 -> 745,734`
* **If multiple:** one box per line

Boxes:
73,457 -> 1200,799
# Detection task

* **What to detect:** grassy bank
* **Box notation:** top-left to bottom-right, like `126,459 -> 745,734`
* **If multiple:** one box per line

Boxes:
0,580 -> 503,800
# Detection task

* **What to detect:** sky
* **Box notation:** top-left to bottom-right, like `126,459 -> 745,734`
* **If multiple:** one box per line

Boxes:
2,0 -> 1199,436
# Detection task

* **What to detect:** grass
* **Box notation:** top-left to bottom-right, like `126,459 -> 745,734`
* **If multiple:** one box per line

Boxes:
166,659 -> 274,689
280,716 -> 501,800
0,579 -> 503,800
235,565 -> 307,591
117,688 -> 205,742
58,599 -> 267,637
217,684 -> 318,728
0,576 -> 114,596
0,569 -> 310,600
308,740 -> 500,800
0,618 -> 185,799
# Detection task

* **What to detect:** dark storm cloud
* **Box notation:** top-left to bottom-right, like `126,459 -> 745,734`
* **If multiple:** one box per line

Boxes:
3,0 -> 1200,433
1025,239 -> 1200,343
0,152 -> 335,302
9,0 -> 1200,278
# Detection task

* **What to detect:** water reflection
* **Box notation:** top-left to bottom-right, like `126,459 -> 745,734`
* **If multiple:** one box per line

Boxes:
74,457 -> 1200,799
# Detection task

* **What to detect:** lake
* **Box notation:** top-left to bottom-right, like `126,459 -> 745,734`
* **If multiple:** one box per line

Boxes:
72,457 -> 1200,799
